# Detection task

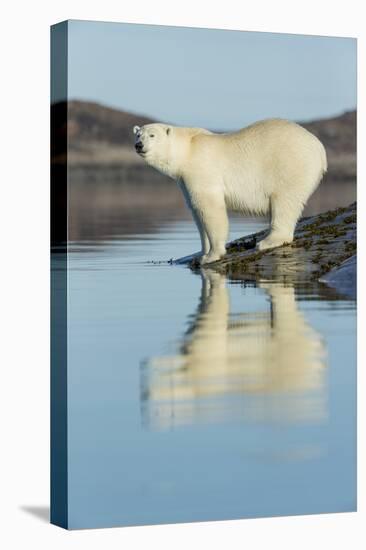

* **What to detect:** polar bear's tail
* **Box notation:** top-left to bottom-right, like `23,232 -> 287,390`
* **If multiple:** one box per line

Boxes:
319,142 -> 328,176
313,140 -> 327,191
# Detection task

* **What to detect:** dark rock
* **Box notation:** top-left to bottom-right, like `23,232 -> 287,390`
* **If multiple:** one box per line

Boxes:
175,203 -> 357,291
319,254 -> 356,300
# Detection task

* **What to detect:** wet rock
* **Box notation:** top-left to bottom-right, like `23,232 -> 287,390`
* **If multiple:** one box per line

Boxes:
319,255 -> 356,300
175,203 -> 357,290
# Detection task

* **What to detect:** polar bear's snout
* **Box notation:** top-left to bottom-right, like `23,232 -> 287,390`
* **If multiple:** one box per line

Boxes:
134,134 -> 146,155
135,139 -> 144,154
133,125 -> 148,155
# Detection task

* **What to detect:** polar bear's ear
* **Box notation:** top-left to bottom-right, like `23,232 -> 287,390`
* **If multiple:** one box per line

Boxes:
133,125 -> 141,135
166,127 -> 171,135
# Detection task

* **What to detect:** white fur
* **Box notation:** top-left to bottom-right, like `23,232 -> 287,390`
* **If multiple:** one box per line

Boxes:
134,119 -> 327,264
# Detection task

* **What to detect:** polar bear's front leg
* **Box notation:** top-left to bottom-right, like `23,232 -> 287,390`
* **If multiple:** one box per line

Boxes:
192,194 -> 228,265
191,209 -> 210,257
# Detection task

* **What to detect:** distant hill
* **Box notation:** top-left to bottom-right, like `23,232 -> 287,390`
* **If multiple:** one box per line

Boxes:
52,100 -> 356,170
301,110 -> 356,155
51,100 -> 155,163
67,101 -> 155,146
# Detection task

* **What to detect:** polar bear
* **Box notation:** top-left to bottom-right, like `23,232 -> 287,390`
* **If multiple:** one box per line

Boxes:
133,119 -> 327,264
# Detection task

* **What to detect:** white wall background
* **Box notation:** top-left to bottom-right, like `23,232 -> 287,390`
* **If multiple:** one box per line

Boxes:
0,1 -> 364,548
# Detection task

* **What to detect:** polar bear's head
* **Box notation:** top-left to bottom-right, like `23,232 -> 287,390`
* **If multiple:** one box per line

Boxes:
133,123 -> 176,177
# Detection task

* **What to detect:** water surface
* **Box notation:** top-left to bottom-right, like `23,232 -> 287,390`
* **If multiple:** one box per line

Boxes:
56,215 -> 356,528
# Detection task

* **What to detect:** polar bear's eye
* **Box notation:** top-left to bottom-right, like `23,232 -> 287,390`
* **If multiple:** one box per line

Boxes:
149,134 -> 155,138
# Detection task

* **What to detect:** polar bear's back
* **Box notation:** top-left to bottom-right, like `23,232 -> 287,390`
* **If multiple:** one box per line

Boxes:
233,118 -> 324,160
189,119 -> 327,214
234,118 -> 326,181
207,119 -> 325,168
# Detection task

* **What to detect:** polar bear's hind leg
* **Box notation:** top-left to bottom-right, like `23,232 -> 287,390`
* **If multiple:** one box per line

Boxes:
258,192 -> 305,251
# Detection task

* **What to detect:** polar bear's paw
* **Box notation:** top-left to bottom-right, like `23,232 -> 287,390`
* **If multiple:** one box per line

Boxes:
258,235 -> 292,251
200,252 -> 225,265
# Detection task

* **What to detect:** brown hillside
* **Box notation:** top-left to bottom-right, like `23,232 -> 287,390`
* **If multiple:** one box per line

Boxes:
51,101 -> 356,185
302,110 -> 356,155
67,101 -> 155,146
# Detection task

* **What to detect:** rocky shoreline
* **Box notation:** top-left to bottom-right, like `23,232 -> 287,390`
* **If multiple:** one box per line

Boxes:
176,202 -> 356,299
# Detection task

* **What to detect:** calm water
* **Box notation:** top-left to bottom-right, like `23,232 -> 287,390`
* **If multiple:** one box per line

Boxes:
54,216 -> 356,529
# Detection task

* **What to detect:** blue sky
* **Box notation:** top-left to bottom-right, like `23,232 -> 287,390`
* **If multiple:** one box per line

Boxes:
62,20 -> 356,129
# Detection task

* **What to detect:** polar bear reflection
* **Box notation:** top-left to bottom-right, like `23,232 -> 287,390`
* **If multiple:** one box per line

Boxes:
140,272 -> 327,430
